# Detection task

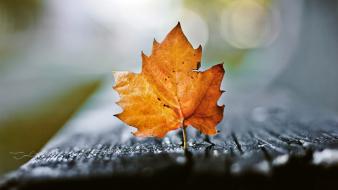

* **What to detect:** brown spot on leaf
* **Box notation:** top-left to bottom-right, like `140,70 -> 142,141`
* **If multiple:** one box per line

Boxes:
196,61 -> 201,69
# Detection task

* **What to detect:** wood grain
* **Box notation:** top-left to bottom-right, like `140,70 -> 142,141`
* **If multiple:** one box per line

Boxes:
2,82 -> 338,190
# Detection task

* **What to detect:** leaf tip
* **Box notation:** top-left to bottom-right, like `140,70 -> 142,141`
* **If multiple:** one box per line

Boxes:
141,51 -> 150,62
173,21 -> 183,33
153,38 -> 159,45
214,63 -> 225,74
141,51 -> 147,57
196,44 -> 202,51
152,38 -> 160,51
177,21 -> 181,28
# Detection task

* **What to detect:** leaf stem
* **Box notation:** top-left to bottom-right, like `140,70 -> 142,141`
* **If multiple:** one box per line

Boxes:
182,126 -> 188,150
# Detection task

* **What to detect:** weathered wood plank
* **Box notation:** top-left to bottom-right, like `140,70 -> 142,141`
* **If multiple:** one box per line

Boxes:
2,82 -> 338,190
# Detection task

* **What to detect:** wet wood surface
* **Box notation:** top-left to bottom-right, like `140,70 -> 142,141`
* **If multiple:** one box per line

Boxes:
2,83 -> 338,190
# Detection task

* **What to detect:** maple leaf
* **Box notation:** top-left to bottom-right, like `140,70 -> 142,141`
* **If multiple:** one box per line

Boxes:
113,23 -> 224,138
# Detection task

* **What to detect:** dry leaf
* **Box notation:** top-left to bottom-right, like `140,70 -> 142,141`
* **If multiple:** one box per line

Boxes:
113,23 -> 224,138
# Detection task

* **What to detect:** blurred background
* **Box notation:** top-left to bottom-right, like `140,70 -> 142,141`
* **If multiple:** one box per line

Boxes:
0,0 -> 337,176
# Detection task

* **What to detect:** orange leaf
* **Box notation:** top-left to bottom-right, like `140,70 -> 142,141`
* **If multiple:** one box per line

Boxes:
113,23 -> 225,138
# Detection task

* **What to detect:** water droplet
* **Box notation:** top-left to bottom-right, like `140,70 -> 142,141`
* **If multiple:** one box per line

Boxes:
213,150 -> 219,157
272,154 -> 289,166
313,149 -> 338,165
